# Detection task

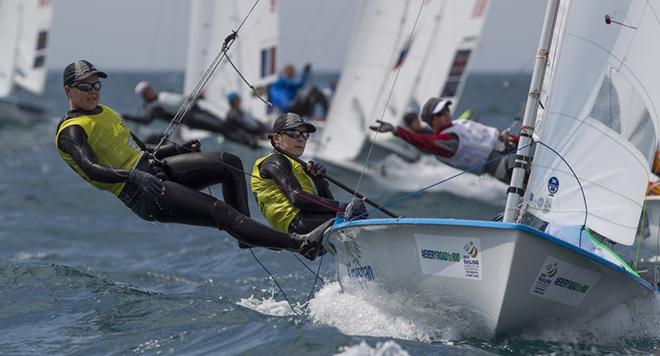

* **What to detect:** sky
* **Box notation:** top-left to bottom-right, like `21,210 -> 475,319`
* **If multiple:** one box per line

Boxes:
48,0 -> 546,73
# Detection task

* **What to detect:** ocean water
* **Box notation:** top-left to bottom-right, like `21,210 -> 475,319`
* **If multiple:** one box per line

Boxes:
2,70 -> 659,355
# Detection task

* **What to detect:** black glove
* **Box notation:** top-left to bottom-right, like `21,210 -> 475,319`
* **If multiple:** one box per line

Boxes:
128,169 -> 164,196
303,63 -> 312,74
178,139 -> 201,153
369,120 -> 395,133
305,160 -> 326,176
289,219 -> 333,260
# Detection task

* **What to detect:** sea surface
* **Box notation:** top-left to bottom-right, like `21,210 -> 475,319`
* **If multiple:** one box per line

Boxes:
1,71 -> 660,355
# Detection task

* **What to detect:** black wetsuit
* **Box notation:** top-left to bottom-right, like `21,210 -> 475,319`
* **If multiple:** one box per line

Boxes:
56,108 -> 301,251
257,152 -> 341,234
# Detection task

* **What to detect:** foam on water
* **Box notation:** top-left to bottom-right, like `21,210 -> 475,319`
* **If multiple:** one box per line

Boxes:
309,281 -> 660,350
373,155 -> 507,202
307,282 -> 476,342
236,295 -> 301,316
333,340 -> 410,356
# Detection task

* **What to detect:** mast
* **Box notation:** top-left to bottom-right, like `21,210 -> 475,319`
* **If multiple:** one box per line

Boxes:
503,0 -> 561,223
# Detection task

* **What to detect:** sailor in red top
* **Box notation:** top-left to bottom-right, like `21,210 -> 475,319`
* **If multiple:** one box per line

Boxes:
370,97 -> 518,183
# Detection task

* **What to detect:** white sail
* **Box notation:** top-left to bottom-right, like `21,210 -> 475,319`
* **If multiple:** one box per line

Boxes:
315,0 -> 489,164
13,0 -> 51,95
0,0 -> 52,97
0,0 -> 21,97
524,0 -> 659,245
184,0 -> 278,121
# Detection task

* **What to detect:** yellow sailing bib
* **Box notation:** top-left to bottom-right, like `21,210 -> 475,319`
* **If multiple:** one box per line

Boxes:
56,105 -> 143,196
251,152 -> 317,232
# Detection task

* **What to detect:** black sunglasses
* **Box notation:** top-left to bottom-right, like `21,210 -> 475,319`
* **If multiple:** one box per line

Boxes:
280,130 -> 310,140
71,81 -> 102,92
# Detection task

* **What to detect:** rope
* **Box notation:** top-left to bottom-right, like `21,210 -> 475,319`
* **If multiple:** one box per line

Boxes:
249,248 -> 325,315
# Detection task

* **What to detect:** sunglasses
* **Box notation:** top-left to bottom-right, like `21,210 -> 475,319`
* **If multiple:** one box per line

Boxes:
280,130 -> 310,140
71,81 -> 102,92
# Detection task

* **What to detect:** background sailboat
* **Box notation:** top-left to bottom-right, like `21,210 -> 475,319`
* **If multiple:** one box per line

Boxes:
310,0 -> 489,169
322,0 -> 659,337
0,0 -> 52,123
180,0 -> 279,141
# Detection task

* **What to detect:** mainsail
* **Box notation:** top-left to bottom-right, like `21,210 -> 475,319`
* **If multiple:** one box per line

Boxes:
315,0 -> 489,164
524,0 -> 660,245
0,0 -> 52,97
184,0 -> 279,121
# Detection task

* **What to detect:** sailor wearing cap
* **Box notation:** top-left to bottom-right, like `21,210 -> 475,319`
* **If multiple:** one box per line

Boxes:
55,60 -> 326,260
370,97 -> 518,183
251,113 -> 367,234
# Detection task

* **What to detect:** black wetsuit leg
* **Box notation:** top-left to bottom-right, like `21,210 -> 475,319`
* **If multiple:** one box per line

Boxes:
288,211 -> 336,234
161,151 -> 250,217
123,152 -> 297,250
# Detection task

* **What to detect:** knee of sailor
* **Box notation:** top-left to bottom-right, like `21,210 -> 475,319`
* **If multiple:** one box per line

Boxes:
218,152 -> 243,170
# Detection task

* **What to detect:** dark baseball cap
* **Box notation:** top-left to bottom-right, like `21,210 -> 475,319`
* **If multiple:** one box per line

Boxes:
272,113 -> 316,134
63,60 -> 107,87
421,97 -> 452,125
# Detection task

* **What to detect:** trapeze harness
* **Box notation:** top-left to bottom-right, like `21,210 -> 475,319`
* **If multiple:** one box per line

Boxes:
55,105 -> 301,250
251,152 -> 339,234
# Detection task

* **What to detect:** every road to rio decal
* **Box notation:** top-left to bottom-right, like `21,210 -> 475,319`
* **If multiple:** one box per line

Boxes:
414,234 -> 481,280
530,256 -> 601,306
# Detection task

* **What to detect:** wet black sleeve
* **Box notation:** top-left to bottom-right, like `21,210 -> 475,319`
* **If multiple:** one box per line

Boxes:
259,154 -> 340,213
312,176 -> 334,199
57,125 -> 132,183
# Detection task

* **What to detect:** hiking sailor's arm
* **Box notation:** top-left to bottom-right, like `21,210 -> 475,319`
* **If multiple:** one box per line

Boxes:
395,127 -> 458,157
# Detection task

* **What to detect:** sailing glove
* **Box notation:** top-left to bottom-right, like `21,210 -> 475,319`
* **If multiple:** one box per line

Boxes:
303,63 -> 312,74
129,169 -> 164,196
369,120 -> 395,133
306,160 -> 326,176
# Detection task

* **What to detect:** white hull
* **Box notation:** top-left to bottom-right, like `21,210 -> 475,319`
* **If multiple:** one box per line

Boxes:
324,218 -> 656,337
0,96 -> 46,124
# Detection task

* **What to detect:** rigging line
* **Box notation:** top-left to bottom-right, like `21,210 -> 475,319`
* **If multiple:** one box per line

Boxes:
351,0 -> 426,199
164,140 -> 343,213
224,55 -> 271,106
293,253 -> 325,304
150,0 -> 262,158
250,248 -> 301,316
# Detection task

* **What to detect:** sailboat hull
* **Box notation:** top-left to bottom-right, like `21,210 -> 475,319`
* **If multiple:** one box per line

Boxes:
324,218 -> 656,337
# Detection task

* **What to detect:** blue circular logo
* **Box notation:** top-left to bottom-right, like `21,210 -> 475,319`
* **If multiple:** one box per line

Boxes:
548,177 -> 559,195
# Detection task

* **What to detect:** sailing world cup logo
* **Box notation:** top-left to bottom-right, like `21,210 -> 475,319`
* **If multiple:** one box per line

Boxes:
463,241 -> 478,259
544,262 -> 558,278
547,177 -> 559,196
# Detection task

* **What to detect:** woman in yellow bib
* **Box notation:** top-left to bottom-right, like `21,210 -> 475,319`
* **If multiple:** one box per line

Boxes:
55,60 -> 326,260
251,113 -> 366,234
